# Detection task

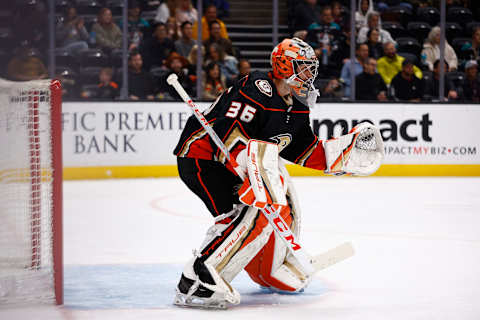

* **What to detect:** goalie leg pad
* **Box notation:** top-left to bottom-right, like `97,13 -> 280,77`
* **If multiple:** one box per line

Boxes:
244,205 -> 310,292
175,205 -> 274,308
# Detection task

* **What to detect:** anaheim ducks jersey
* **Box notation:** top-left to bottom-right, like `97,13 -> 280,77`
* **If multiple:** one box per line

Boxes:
173,71 -> 326,172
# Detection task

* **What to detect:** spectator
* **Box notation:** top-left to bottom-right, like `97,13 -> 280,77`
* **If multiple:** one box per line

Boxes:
186,44 -> 205,85
204,0 -> 230,19
97,68 -> 119,100
377,42 -> 423,85
330,27 -> 355,70
140,23 -> 175,70
159,52 -> 192,100
238,59 -> 251,79
461,27 -> 480,62
192,4 -> 229,41
202,61 -> 227,101
205,43 -> 238,86
366,29 -> 384,59
203,20 -> 236,57
356,57 -> 388,100
166,16 -> 180,40
155,0 -> 177,24
318,78 -> 344,100
56,6 -> 89,56
355,0 -> 374,29
314,41 -> 337,78
7,46 -> 48,81
340,43 -> 370,97
119,1 -> 150,50
293,0 -> 321,32
91,8 -> 122,53
357,11 -> 395,44
128,50 -> 155,100
461,60 -> 480,102
331,1 -> 347,29
421,26 -> 458,72
306,5 -> 341,48
318,6 -> 341,31
12,0 -> 48,52
390,59 -> 424,101
176,0 -> 198,29
175,21 -> 197,58
424,60 -> 458,100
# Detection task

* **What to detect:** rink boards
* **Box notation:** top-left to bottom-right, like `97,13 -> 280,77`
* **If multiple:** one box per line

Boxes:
61,102 -> 480,179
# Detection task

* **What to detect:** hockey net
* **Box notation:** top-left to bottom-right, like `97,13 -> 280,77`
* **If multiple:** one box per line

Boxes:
0,79 -> 63,305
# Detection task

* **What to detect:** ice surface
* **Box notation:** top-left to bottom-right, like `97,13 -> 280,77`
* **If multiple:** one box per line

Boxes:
1,177 -> 480,319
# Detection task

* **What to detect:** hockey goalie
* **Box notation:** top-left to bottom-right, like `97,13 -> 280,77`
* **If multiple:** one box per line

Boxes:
171,37 -> 384,309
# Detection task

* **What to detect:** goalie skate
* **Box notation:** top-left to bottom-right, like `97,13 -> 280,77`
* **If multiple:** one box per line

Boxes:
173,258 -> 240,309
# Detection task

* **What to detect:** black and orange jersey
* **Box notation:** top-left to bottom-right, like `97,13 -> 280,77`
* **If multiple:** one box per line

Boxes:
173,71 -> 326,172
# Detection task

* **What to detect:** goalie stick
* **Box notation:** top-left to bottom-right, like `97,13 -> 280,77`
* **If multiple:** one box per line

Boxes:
311,241 -> 355,273
167,74 -> 354,276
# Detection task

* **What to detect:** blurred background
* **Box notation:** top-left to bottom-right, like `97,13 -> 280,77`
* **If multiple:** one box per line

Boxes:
2,0 -> 479,103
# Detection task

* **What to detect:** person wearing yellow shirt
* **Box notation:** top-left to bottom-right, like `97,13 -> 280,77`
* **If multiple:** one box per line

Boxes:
192,4 -> 229,41
377,42 -> 422,85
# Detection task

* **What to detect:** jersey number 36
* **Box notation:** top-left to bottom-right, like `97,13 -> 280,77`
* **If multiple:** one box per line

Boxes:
225,101 -> 256,123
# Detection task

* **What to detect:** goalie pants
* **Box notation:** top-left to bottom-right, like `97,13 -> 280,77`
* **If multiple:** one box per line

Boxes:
177,157 -> 242,218
177,157 -> 303,292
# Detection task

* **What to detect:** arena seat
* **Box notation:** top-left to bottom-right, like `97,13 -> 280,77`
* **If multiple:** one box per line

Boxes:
407,21 -> 431,43
396,37 -> 422,57
416,7 -> 440,26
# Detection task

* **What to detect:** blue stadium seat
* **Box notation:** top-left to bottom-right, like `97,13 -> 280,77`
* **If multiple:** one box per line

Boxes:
445,22 -> 463,43
383,6 -> 413,27
80,84 -> 100,99
382,22 -> 407,39
398,52 -> 418,65
79,48 -> 109,68
416,7 -> 440,26
466,21 -> 480,36
447,7 -> 473,27
55,48 -> 78,70
79,66 -> 103,85
407,22 -> 431,43
76,0 -> 102,15
106,0 -> 124,16
396,37 -> 422,57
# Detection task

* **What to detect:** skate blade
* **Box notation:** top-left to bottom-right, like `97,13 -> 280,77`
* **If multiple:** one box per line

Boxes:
173,292 -> 228,310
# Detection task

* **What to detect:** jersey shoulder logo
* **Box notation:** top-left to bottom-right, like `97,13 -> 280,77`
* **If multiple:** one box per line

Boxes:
255,79 -> 273,97
270,134 -> 292,152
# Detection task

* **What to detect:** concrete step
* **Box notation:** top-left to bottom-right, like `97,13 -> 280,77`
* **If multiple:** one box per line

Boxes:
229,33 -> 290,42
227,24 -> 290,33
229,2 -> 287,10
240,50 -> 271,58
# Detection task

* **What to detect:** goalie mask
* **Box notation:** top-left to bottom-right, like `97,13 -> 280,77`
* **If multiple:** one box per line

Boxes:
270,38 -> 319,101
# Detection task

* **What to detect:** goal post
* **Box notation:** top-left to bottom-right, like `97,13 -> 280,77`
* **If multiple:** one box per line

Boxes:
0,79 -> 63,305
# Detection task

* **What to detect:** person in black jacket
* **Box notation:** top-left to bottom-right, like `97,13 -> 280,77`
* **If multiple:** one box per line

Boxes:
356,58 -> 388,101
127,50 -> 155,100
461,60 -> 480,102
293,0 -> 321,32
423,60 -> 458,101
390,59 -> 424,102
140,23 -> 175,70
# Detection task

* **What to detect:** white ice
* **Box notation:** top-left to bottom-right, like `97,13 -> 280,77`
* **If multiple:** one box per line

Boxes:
1,177 -> 480,320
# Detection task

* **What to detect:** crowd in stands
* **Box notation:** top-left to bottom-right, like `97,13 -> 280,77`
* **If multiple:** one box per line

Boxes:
290,0 -> 480,102
1,0 -> 480,103
1,0 -> 235,101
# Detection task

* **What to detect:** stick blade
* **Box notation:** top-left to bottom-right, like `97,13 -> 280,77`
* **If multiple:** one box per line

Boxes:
311,242 -> 355,273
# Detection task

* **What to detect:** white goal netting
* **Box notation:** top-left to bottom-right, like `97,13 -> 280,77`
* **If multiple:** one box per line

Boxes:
0,79 -> 62,306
